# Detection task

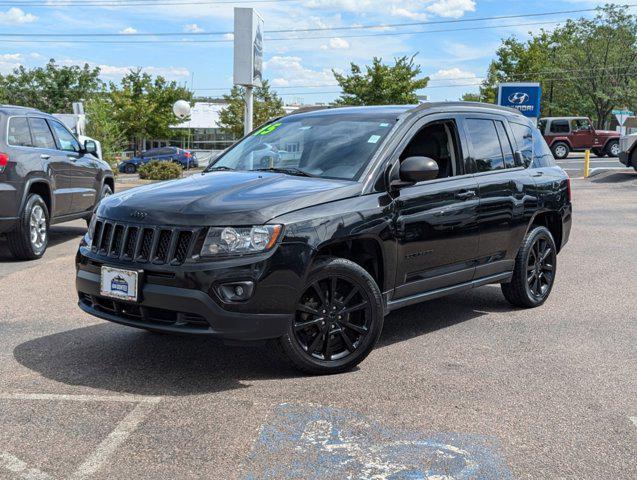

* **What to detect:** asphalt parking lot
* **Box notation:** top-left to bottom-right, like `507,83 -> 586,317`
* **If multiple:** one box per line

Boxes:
0,169 -> 635,479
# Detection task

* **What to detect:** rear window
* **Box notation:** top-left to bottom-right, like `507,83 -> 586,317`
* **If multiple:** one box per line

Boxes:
7,117 -> 32,147
550,120 -> 570,133
510,122 -> 534,167
466,118 -> 505,172
28,118 -> 57,149
532,129 -> 556,167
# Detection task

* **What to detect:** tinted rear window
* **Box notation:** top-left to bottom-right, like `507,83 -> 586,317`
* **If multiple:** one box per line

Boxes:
29,118 -> 57,149
466,118 -> 505,172
550,120 -> 569,133
510,122 -> 533,167
532,129 -> 556,167
8,117 -> 32,147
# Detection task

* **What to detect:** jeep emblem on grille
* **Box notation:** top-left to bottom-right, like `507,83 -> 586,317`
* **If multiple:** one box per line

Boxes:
130,210 -> 147,220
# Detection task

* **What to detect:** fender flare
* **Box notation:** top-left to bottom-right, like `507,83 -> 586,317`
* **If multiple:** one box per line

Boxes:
19,176 -> 53,216
548,137 -> 572,149
601,137 -> 619,150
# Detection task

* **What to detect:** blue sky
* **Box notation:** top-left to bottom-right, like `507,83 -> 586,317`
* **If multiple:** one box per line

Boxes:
0,0 -> 614,105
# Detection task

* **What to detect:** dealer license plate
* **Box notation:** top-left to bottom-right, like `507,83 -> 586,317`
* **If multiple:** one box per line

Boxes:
100,266 -> 139,302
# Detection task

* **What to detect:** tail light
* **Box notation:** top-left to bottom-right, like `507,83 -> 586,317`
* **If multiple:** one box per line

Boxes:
184,152 -> 192,158
0,153 -> 8,173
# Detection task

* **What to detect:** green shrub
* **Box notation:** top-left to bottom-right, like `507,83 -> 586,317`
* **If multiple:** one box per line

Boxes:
138,161 -> 182,181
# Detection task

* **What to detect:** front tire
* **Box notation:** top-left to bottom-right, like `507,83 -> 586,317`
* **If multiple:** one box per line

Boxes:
605,140 -> 620,158
501,226 -> 557,308
551,142 -> 570,160
7,194 -> 49,260
277,257 -> 384,375
124,163 -> 136,174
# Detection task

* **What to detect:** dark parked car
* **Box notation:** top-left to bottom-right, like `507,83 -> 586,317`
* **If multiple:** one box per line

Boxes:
119,147 -> 198,173
0,105 -> 114,260
539,116 -> 620,159
76,103 -> 571,374
619,132 -> 637,171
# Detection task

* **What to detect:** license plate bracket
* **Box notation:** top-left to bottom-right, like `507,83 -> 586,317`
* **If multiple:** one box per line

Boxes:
100,266 -> 140,302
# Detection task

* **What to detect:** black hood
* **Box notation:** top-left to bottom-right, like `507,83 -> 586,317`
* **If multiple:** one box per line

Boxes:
98,171 -> 361,226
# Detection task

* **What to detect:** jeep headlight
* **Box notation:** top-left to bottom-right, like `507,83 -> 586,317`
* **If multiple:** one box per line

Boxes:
84,214 -> 97,248
201,225 -> 282,257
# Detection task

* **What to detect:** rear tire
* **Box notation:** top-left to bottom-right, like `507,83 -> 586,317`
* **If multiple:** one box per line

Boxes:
124,163 -> 136,174
501,226 -> 557,308
551,142 -> 570,160
7,194 -> 49,261
277,256 -> 384,375
605,139 -> 620,158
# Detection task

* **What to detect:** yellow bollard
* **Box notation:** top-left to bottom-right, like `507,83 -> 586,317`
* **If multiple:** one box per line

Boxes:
584,149 -> 591,178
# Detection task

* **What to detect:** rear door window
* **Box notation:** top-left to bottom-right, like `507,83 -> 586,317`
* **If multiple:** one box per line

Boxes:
532,129 -> 556,167
466,118 -> 505,172
550,120 -> 570,133
495,121 -> 515,168
28,118 -> 57,149
8,117 -> 32,147
510,122 -> 534,167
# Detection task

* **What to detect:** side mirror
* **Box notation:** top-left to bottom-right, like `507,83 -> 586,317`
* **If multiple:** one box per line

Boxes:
392,156 -> 439,189
84,140 -> 97,155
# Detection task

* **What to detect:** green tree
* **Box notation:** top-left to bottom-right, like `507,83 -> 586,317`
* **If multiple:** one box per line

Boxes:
477,5 -> 637,127
0,59 -> 102,113
219,80 -> 285,138
84,96 -> 126,169
333,55 -> 429,106
460,92 -> 481,102
109,69 -> 192,152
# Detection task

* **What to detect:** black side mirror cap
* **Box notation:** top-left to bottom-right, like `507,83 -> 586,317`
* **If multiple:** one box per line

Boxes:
391,156 -> 439,189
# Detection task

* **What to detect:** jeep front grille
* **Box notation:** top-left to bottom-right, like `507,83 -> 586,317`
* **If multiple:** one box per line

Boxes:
91,219 -> 198,266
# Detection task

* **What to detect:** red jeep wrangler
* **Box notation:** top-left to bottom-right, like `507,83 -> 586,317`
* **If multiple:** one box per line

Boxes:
539,117 -> 620,159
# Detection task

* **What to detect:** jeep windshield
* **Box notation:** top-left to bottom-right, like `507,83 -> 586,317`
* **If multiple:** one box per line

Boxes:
206,112 -> 398,180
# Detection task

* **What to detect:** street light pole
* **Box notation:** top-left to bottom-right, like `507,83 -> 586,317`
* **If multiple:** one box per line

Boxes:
548,42 -> 559,117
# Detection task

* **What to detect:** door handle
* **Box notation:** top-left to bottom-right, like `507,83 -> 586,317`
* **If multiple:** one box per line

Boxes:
40,154 -> 50,160
455,190 -> 476,200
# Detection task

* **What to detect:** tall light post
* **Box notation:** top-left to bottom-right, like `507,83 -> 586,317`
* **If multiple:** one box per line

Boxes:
234,8 -> 263,136
547,42 -> 559,117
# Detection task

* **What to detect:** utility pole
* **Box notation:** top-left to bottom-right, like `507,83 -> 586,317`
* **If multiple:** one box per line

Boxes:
244,86 -> 253,135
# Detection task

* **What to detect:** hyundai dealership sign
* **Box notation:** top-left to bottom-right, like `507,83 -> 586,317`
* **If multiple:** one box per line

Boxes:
497,82 -> 542,119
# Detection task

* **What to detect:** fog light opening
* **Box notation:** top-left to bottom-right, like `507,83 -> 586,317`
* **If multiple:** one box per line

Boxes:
216,281 -> 255,302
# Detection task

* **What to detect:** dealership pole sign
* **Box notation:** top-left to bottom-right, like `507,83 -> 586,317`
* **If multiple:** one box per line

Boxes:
497,82 -> 542,120
234,7 -> 264,135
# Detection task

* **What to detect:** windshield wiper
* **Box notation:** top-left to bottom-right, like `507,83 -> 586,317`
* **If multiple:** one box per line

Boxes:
255,167 -> 315,177
205,165 -> 235,172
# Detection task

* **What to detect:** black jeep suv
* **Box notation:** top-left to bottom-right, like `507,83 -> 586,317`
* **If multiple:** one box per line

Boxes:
0,105 -> 114,260
76,103 -> 571,374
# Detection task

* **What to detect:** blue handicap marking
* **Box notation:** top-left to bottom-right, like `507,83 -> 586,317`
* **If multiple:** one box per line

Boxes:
244,403 -> 512,479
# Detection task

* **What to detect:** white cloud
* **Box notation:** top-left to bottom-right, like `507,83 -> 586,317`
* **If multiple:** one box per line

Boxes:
59,59 -> 190,80
0,53 -> 24,74
429,68 -> 480,86
320,37 -> 350,50
0,7 -> 37,25
426,0 -> 476,19
184,23 -> 204,33
223,33 -> 234,41
265,56 -> 335,87
119,27 -> 138,34
390,7 -> 428,21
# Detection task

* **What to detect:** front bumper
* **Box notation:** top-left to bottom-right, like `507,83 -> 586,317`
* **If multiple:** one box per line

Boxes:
76,268 -> 291,340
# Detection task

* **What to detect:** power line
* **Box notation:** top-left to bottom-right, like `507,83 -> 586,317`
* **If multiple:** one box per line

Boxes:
0,0 -> 297,6
0,20 -> 578,44
1,4 -> 634,37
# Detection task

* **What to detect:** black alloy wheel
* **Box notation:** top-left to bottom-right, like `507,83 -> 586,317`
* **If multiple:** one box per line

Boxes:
278,257 -> 383,374
525,235 -> 556,301
502,226 -> 557,308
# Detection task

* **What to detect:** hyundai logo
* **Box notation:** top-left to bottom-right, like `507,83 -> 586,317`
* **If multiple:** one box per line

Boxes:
130,210 -> 147,220
508,92 -> 529,104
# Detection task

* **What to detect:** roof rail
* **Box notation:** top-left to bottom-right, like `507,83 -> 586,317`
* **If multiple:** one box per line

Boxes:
285,105 -> 333,116
408,101 -> 522,116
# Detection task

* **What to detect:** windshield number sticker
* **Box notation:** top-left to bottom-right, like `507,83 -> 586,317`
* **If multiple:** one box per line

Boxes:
368,135 -> 381,144
254,122 -> 282,136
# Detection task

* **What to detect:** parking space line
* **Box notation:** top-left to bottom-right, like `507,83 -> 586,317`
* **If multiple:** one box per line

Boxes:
0,451 -> 53,480
0,393 -> 161,404
0,393 -> 161,479
69,401 -> 159,480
